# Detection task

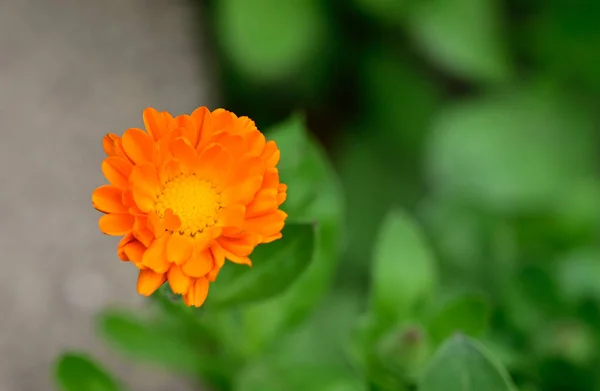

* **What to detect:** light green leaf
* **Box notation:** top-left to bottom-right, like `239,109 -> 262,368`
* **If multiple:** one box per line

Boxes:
208,222 -> 316,308
426,84 -> 596,212
427,294 -> 491,346
419,335 -> 516,391
216,0 -> 329,82
54,353 -> 125,391
407,0 -> 511,83
557,248 -> 600,302
96,311 -> 203,374
371,208 -> 438,324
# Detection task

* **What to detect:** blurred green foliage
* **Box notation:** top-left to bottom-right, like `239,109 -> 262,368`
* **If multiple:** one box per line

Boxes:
55,0 -> 600,390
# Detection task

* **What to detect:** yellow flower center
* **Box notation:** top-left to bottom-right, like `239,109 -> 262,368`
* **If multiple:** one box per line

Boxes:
155,174 -> 221,235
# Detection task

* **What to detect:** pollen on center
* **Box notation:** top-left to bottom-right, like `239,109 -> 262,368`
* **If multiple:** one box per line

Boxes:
155,174 -> 221,235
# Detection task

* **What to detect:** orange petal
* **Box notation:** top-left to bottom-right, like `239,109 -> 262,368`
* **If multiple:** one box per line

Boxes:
92,185 -> 127,214
262,168 -> 280,189
216,204 -> 246,228
246,188 -> 277,218
122,128 -> 154,164
117,233 -> 135,261
214,133 -> 246,157
159,159 -> 182,184
194,144 -> 233,183
103,133 -> 121,156
143,107 -> 169,141
191,106 -> 213,149
137,269 -> 166,296
261,140 -> 280,167
169,137 -> 196,169
262,232 -> 283,244
167,264 -> 192,294
181,249 -> 214,277
226,253 -> 252,266
142,234 -> 171,273
277,184 -> 287,206
244,210 -> 287,237
131,190 -> 155,213
148,212 -> 166,238
211,109 -> 237,133
183,277 -> 209,307
237,116 -> 258,132
164,209 -> 181,232
133,216 -> 154,247
167,233 -> 193,265
173,115 -> 199,147
152,139 -> 171,168
245,130 -> 266,157
130,164 -> 160,213
222,175 -> 263,205
218,234 -> 258,257
101,157 -> 132,189
123,240 -> 147,268
99,214 -> 134,236
191,229 -> 214,252
207,266 -> 221,282
122,190 -> 135,209
210,242 -> 226,268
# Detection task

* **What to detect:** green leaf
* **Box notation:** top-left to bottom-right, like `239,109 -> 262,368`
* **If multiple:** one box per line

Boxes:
557,248 -> 600,302
353,0 -> 410,26
371,208 -> 438,324
96,310 -> 203,374
216,0 -> 329,83
208,222 -> 316,308
419,335 -> 516,391
236,362 -> 366,391
54,353 -> 125,391
426,84 -> 596,212
235,293 -> 366,391
407,0 -> 512,83
375,323 -> 432,381
427,294 -> 491,346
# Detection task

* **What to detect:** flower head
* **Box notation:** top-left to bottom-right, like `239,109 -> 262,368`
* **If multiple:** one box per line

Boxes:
92,107 -> 287,307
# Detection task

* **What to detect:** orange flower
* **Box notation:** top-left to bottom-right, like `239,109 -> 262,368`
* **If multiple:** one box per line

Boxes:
92,107 -> 287,307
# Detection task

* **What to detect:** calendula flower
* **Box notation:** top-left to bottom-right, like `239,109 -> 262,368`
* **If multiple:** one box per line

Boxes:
92,107 -> 287,307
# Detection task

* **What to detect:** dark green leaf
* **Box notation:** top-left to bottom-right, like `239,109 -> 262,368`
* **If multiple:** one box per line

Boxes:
353,0 -> 410,26
407,0 -> 512,83
419,335 -> 516,391
428,294 -> 491,346
208,222 -> 316,308
96,310 -> 203,374
54,353 -> 125,391
371,208 -> 438,324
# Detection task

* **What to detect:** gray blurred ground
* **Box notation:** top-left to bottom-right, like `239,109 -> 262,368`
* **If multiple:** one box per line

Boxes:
0,0 -> 214,390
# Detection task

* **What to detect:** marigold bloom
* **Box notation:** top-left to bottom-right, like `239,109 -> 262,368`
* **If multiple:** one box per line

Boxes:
92,107 -> 287,307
